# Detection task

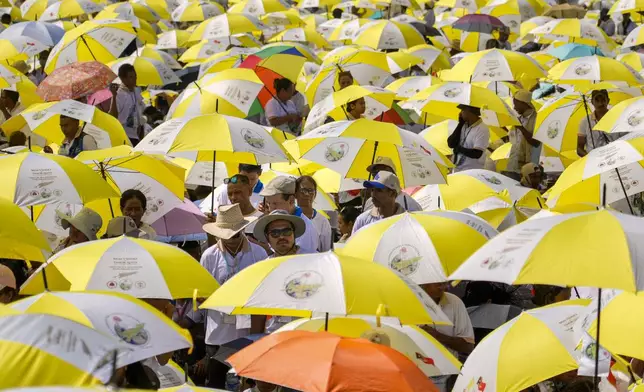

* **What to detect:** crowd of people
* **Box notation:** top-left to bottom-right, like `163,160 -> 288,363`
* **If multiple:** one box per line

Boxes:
1,0 -> 644,390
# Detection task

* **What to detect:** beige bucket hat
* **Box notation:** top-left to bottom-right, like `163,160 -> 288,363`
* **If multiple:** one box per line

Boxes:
203,203 -> 257,240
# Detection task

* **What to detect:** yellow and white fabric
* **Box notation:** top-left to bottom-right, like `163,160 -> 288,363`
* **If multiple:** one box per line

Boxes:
440,49 -> 546,83
20,0 -> 58,21
135,114 -> 289,164
268,26 -> 329,48
450,210 -> 644,292
0,197 -> 51,262
189,13 -> 266,41
467,185 -> 545,230
197,47 -> 259,77
304,85 -> 395,130
594,96 -> 644,134
109,56 -> 180,86
45,19 -> 137,74
137,45 -> 182,69
104,2 -> 162,22
277,316 -> 462,377
401,44 -> 452,73
609,0 -> 644,14
352,20 -> 425,50
200,251 -> 452,325
39,0 -> 105,21
327,18 -> 369,41
285,119 -> 450,187
11,291 -> 193,367
339,211 -> 497,284
534,88 -> 641,153
547,56 -> 644,87
155,29 -> 191,49
171,1 -> 224,22
178,36 -> 262,63
22,236 -> 220,298
529,19 -> 609,45
166,69 -> 264,118
623,25 -> 644,48
520,15 -> 553,38
452,300 -> 588,392
2,99 -> 130,149
228,0 -> 289,16
0,152 -> 117,207
0,308 -> 129,387
385,76 -> 440,99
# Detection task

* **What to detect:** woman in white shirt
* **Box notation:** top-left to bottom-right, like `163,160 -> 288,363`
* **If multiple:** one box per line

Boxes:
295,175 -> 333,252
264,78 -> 302,136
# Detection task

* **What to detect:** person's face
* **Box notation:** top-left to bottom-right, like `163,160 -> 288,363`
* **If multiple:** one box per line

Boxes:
1,91 -> 13,107
592,93 -> 609,111
122,197 -> 145,226
339,75 -> 353,89
255,381 -> 279,392
122,70 -> 137,89
370,187 -> 396,209
499,31 -> 509,41
513,98 -> 529,115
69,225 -> 89,244
222,231 -> 243,249
227,182 -> 252,205
277,85 -> 294,101
0,288 -> 16,304
421,282 -> 448,303
239,170 -> 260,187
266,220 -> 295,254
338,214 -> 353,236
59,117 -> 80,139
350,98 -> 366,116
296,179 -> 316,207
460,109 -> 477,124
265,194 -> 293,213
527,171 -> 542,189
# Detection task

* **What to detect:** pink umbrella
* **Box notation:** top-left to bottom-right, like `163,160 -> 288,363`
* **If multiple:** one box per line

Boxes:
151,198 -> 207,237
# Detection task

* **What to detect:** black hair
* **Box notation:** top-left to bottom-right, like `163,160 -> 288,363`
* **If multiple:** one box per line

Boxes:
338,71 -> 353,81
1,14 -> 11,24
8,131 -> 26,147
118,63 -> 136,80
532,285 -> 569,307
340,206 -> 360,224
2,90 -> 19,104
238,163 -> 262,174
120,189 -> 147,210
60,114 -> 79,122
178,241 -> 201,251
332,8 -> 343,18
295,175 -> 317,192
273,78 -> 293,93
346,98 -> 363,112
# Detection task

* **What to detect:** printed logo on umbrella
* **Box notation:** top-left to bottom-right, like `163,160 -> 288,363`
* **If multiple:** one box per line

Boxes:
106,314 -> 150,346
283,270 -> 324,299
324,142 -> 349,162
389,245 -> 422,276
573,63 -> 592,76
443,87 -> 462,99
415,352 -> 435,366
242,128 -> 266,150
480,174 -> 502,185
627,109 -> 644,128
546,121 -> 560,139
32,110 -> 49,121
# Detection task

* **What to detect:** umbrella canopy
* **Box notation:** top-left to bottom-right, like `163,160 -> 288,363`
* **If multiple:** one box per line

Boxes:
452,13 -> 506,34
108,56 -> 180,86
39,0 -> 105,21
352,20 -> 425,50
37,61 -> 117,101
547,43 -> 604,60
229,331 -> 440,392
0,197 -> 51,262
0,21 -> 65,46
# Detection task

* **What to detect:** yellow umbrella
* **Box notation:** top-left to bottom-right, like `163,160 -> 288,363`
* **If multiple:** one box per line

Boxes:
155,29 -> 191,50
22,236 -> 220,298
45,19 -> 137,74
520,15 -> 554,38
261,9 -> 306,27
0,197 -> 51,262
166,68 -> 264,118
352,20 -> 425,49
2,100 -> 130,150
228,0 -> 289,16
178,35 -> 261,63
108,56 -> 180,86
38,0 -> 104,21
385,76 -> 441,100
103,1 -> 162,22
440,48 -> 546,83
0,37 -> 48,62
171,0 -> 224,22
136,45 -> 182,69
401,44 -> 452,74
189,13 -> 266,42
269,26 -> 329,48
197,47 -> 258,77
131,0 -> 172,19
478,0 -> 522,34
0,152 -> 118,207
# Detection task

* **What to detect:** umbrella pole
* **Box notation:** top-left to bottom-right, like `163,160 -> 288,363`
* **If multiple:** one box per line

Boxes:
99,163 -> 115,218
41,265 -> 49,291
30,205 -> 34,222
324,312 -> 329,331
361,141 -> 380,211
581,94 -> 596,150
211,151 -> 217,214
79,35 -> 98,61
593,288 -> 602,392
614,168 -> 635,215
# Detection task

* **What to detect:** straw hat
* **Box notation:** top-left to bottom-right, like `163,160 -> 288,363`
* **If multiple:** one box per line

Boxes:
56,207 -> 103,241
203,204 -> 257,240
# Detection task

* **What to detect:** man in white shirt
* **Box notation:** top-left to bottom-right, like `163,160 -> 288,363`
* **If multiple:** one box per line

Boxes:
260,175 -> 319,253
200,204 -> 268,388
447,105 -> 490,172
251,210 -> 310,333
0,90 -> 24,123
203,164 -> 264,214
422,282 -> 475,392
352,171 -> 405,234
57,115 -> 98,158
577,89 -> 623,156
114,63 -> 145,146
364,156 -> 423,212
504,90 -> 539,181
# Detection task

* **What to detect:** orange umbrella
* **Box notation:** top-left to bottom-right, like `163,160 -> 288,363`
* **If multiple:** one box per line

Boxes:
228,331 -> 438,392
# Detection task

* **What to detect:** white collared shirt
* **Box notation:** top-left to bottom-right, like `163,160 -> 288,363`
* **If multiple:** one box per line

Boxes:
454,120 -> 490,172
311,210 -> 333,252
351,203 -> 405,235
200,239 -> 268,345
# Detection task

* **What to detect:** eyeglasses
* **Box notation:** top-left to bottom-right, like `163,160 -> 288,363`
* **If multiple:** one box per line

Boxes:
224,175 -> 250,185
266,227 -> 294,239
298,187 -> 315,196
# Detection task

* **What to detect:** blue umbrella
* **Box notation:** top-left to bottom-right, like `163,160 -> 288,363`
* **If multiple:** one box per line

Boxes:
0,21 -> 65,47
547,43 -> 604,61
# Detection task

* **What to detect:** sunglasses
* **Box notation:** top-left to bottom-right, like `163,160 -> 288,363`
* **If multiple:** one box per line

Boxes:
224,175 -> 250,185
267,227 -> 294,239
